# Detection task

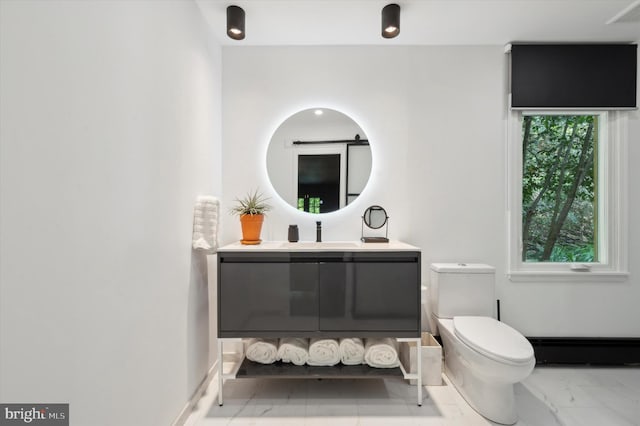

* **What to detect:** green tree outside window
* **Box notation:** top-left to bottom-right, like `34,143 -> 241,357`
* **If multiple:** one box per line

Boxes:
522,115 -> 597,262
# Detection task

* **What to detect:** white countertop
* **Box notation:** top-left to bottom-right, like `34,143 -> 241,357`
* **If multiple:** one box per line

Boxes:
218,240 -> 420,252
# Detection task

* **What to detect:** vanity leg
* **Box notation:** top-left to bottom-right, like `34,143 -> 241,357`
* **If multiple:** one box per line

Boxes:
217,339 -> 224,406
417,340 -> 422,406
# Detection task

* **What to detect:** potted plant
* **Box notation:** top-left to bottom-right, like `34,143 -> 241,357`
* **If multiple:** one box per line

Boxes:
230,189 -> 272,244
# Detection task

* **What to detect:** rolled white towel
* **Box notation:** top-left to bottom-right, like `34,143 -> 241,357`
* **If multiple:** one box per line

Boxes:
364,338 -> 400,368
246,338 -> 278,364
339,338 -> 365,365
307,338 -> 340,366
277,338 -> 309,366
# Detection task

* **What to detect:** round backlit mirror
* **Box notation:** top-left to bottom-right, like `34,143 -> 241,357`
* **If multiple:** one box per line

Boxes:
266,108 -> 372,214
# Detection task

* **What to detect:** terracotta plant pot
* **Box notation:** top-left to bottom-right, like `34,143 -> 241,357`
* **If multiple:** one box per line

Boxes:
240,214 -> 264,244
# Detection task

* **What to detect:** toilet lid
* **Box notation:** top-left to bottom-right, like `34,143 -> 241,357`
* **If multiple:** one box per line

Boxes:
453,316 -> 534,364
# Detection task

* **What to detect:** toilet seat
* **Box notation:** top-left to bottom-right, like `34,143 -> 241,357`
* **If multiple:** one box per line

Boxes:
453,316 -> 534,365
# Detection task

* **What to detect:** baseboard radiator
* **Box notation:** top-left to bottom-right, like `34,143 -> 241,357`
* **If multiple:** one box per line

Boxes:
528,338 -> 640,365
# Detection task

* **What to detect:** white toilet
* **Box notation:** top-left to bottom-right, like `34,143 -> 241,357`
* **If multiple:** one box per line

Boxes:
429,263 -> 535,425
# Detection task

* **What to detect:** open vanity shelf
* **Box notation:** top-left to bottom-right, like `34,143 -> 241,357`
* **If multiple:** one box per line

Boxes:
216,241 -> 423,405
236,358 -> 403,379
217,337 -> 422,405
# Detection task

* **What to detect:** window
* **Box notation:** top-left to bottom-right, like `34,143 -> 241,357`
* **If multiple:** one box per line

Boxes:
508,111 -> 628,281
522,114 -> 597,262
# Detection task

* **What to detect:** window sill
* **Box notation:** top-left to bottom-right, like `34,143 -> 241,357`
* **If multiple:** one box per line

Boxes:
508,271 -> 629,283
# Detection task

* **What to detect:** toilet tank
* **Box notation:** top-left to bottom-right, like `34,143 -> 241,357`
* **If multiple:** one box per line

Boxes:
429,263 -> 496,319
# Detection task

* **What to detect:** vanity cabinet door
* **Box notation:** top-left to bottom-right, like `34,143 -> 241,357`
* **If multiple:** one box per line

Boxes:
319,255 -> 420,333
351,260 -> 419,331
219,260 -> 319,335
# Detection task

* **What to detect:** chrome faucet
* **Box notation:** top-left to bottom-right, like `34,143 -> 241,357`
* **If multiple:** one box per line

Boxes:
316,221 -> 322,242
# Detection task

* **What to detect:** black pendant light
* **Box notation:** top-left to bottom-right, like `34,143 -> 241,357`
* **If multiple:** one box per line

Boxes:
227,5 -> 245,40
381,4 -> 400,39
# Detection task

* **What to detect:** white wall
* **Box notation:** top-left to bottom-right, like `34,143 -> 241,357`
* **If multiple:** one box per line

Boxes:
222,47 -> 414,244
221,45 -> 640,338
0,1 -> 221,425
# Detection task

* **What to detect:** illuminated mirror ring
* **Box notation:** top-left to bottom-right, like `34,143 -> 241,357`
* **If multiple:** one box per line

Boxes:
266,108 -> 372,214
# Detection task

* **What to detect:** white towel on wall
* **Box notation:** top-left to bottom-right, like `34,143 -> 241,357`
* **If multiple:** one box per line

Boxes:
339,337 -> 365,365
192,196 -> 219,253
246,338 -> 278,364
364,338 -> 400,368
277,338 -> 309,366
307,338 -> 340,366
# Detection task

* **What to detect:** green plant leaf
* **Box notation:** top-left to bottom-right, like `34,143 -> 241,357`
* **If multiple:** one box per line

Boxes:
230,189 -> 272,216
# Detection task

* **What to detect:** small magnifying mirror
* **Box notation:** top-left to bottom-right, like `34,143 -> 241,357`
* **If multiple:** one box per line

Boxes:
361,205 -> 389,243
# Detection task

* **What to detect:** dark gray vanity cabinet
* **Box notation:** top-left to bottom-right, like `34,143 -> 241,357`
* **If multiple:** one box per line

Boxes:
218,250 -> 421,338
319,256 -> 419,333
218,254 -> 319,333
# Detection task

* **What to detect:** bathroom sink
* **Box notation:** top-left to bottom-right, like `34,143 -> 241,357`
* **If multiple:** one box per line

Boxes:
279,241 -> 362,250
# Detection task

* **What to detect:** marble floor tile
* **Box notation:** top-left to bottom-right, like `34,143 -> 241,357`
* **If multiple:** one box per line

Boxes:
512,383 -> 564,426
186,366 -> 640,426
555,406 -> 637,426
579,383 -> 640,424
